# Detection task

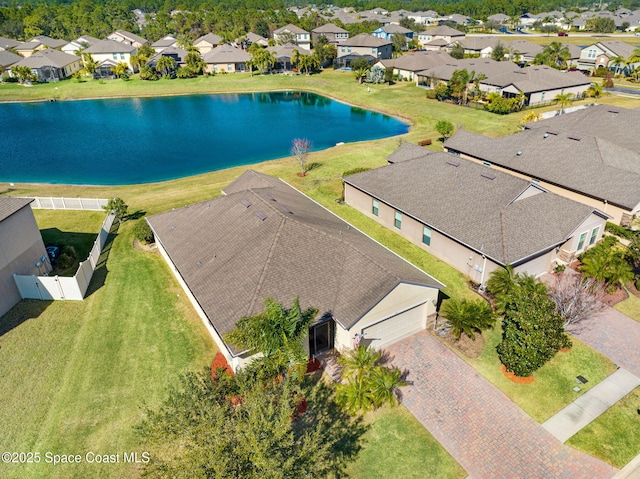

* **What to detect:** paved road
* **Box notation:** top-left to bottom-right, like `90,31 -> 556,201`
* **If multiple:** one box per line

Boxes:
386,331 -> 618,479
606,87 -> 640,97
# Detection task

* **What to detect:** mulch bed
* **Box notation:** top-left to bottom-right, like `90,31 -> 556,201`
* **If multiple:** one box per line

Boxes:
306,357 -> 323,373
211,352 -> 234,379
602,286 -> 629,306
436,329 -> 485,359
501,365 -> 535,384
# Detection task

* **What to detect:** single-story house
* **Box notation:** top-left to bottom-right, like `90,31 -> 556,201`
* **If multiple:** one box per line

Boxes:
453,36 -> 504,58
0,36 -> 20,51
478,65 -> 591,106
376,50 -> 453,80
245,32 -> 269,48
203,44 -> 251,73
444,109 -> 640,226
147,171 -> 444,370
148,46 -> 188,70
107,30 -> 148,48
506,39 -> 544,63
577,40 -> 637,74
12,49 -> 82,81
0,197 -> 51,318
416,57 -> 516,87
487,13 -> 511,24
14,41 -> 48,58
337,33 -> 393,62
407,10 -> 440,25
151,34 -> 179,53
343,149 -> 608,284
311,23 -> 349,45
439,14 -> 474,26
194,33 -> 224,55
417,25 -> 465,49
273,24 -> 311,50
84,39 -> 137,71
0,50 -> 22,73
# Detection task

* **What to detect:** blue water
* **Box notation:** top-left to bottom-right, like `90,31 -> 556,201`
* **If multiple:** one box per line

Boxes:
0,91 -> 407,185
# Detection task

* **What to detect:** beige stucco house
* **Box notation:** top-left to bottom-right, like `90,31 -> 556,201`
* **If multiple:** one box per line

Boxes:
83,39 -> 137,72
12,49 -> 82,81
0,198 -> 51,318
147,171 -> 443,371
203,44 -> 251,73
273,24 -> 311,50
343,147 -> 608,285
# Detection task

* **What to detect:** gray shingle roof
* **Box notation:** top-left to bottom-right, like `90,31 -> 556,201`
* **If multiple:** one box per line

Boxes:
147,171 -> 443,348
379,24 -> 413,34
267,43 -> 311,58
445,126 -> 640,210
312,23 -> 348,34
0,50 -> 21,68
111,30 -> 147,45
195,33 -> 224,46
343,152 -> 602,265
457,36 -> 504,51
597,40 -> 636,58
203,44 -> 251,63
480,65 -> 591,93
15,49 -> 80,68
0,197 -> 33,223
417,57 -> 515,81
29,35 -> 67,49
342,33 -> 392,47
525,104 -> 640,152
385,142 -> 434,163
0,36 -> 20,50
84,39 -> 136,54
393,50 -> 453,71
274,23 -> 309,35
419,25 -> 464,36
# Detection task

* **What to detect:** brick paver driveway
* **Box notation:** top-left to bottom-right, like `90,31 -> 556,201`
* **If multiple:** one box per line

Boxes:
573,306 -> 640,377
385,331 -> 618,479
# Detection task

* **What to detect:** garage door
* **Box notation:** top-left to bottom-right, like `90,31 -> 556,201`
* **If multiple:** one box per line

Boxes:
362,304 -> 425,350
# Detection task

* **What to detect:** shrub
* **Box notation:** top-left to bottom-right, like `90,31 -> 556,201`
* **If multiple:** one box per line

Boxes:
56,245 -> 77,271
605,222 -> 638,241
342,167 -> 371,177
425,89 -> 437,100
133,219 -> 154,244
441,298 -> 495,340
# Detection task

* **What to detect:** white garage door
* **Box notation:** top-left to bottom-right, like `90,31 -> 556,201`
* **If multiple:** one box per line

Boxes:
362,304 -> 425,350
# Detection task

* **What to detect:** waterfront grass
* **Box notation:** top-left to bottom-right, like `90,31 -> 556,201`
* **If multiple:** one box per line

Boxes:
0,213 -> 215,479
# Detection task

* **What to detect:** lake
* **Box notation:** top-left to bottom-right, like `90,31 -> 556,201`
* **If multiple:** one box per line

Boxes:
0,91 -> 408,185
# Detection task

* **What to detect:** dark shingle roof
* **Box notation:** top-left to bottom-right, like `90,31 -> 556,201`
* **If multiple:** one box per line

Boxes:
0,197 -> 33,223
342,33 -> 392,47
147,171 -> 443,348
392,50 -> 453,72
15,49 -> 80,68
203,44 -> 251,63
419,25 -> 464,36
445,127 -> 640,210
343,152 -> 601,265
0,50 -> 21,68
480,65 -> 591,93
385,142 -> 434,163
84,39 -> 136,54
312,23 -> 348,34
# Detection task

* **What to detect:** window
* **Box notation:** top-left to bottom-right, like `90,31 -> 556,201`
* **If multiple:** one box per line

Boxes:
589,226 -> 599,245
120,53 -> 125,60
112,53 -> 117,60
372,47 -> 376,54
394,211 -> 402,229
341,46 -> 346,53
228,64 -> 232,71
423,226 -> 432,246
372,199 -> 379,216
577,231 -> 587,251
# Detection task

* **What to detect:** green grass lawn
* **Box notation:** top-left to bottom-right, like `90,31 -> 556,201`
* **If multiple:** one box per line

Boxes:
462,325 -> 617,423
0,212 -> 215,479
614,291 -> 640,322
346,405 -> 466,479
567,387 -> 640,468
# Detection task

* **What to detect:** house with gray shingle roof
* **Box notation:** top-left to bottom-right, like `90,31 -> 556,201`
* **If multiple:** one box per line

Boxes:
337,34 -> 393,64
273,24 -> 311,50
12,49 -> 82,81
0,36 -> 20,51
478,65 -> 591,106
417,25 -> 464,49
84,39 -> 137,72
0,197 -> 51,318
444,110 -> 640,226
380,50 -> 454,80
245,32 -> 268,48
203,44 -> 251,73
194,33 -> 224,55
0,50 -> 22,72
147,171 -> 444,370
415,57 -> 515,87
372,24 -> 415,44
343,150 -> 608,284
151,34 -> 179,53
311,23 -> 349,45
107,30 -> 148,48
577,40 -> 638,74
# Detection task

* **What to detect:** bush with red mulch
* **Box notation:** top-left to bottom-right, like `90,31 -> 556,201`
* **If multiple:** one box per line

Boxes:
211,352 -> 234,379
501,365 -> 534,384
306,358 -> 323,373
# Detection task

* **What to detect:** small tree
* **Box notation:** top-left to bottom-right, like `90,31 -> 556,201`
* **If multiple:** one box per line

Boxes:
435,120 -> 454,140
103,197 -> 128,221
441,298 -> 495,340
291,138 -> 312,176
548,272 -> 606,332
111,62 -> 129,79
132,219 -> 154,244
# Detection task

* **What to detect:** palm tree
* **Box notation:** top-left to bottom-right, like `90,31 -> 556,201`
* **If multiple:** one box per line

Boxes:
609,55 -> 627,76
338,345 -> 381,380
441,298 -> 495,340
110,62 -> 129,79
554,92 -> 573,113
224,297 -> 318,380
81,53 -> 98,76
156,55 -> 177,77
587,81 -> 607,98
486,264 -> 517,297
11,65 -> 35,84
580,248 -> 634,293
544,41 -> 570,69
291,49 -> 300,72
631,65 -> 640,83
368,366 -> 405,407
335,375 -> 374,415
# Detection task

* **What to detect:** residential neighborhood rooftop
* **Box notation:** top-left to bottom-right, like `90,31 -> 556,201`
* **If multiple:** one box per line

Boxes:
0,197 -> 33,223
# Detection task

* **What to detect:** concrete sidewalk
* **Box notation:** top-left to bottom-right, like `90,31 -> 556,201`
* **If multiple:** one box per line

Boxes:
542,368 -> 640,443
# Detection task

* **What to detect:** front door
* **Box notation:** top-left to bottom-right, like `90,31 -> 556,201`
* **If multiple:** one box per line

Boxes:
309,320 -> 334,356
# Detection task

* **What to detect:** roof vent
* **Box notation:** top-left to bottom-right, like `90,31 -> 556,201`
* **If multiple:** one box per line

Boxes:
240,199 -> 251,208
546,130 -> 558,136
543,133 -> 549,138
255,211 -> 267,221
264,193 -> 276,201
567,135 -> 581,141
446,159 -> 460,167
279,205 -> 292,214
516,151 -> 523,156
481,172 -> 496,180
607,109 -> 619,114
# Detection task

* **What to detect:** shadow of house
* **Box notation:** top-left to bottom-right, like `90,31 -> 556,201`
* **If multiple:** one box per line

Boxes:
0,299 -> 52,338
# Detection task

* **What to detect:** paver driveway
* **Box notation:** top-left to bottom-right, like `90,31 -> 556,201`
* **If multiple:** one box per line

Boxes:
385,331 -> 618,479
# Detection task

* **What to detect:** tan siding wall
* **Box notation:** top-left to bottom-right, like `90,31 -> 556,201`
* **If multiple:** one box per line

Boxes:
0,207 -> 48,317
452,152 -> 630,224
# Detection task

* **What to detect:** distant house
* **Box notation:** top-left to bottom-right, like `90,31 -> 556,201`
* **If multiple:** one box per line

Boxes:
371,24 -> 415,45
245,32 -> 269,48
417,25 -> 465,49
577,40 -> 638,74
416,57 -> 516,87
439,14 -> 474,26
84,39 -> 137,72
453,36 -> 503,58
107,30 -> 148,48
267,43 -> 311,72
506,39 -> 544,63
273,24 -> 311,50
478,65 -> 591,106
407,10 -> 440,25
337,34 -> 393,66
14,41 -> 48,58
147,170 -> 444,371
12,49 -> 82,81
203,44 -> 251,73
311,23 -> 349,45
0,198 -> 51,318
194,33 -> 224,55
0,50 -> 22,73
151,34 -> 179,53
379,50 -> 453,80
487,13 -> 511,24
444,106 -> 640,226
343,149 -> 608,284
61,35 -> 99,56
148,46 -> 188,70
0,36 -> 21,51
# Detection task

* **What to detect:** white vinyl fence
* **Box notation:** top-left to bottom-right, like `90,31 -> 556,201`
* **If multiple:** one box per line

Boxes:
13,213 -> 116,301
24,197 -> 109,211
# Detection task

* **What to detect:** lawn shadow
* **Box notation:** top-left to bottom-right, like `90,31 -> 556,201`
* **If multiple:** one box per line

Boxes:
84,220 -> 119,298
127,210 -> 146,221
306,162 -> 322,173
0,299 -> 52,338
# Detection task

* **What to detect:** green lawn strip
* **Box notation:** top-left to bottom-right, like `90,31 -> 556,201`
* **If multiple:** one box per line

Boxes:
0,215 -> 215,479
461,324 -> 616,423
567,387 -> 640,468
614,292 -> 640,322
346,405 -> 466,479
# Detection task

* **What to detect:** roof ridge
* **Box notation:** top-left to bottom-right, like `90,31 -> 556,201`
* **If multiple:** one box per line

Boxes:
499,209 -> 509,264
